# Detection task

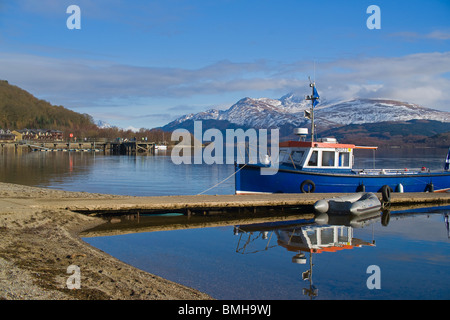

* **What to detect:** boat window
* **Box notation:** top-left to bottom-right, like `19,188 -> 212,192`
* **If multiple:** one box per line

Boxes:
337,227 -> 351,243
322,151 -> 335,167
305,229 -> 318,246
291,151 -> 305,163
307,151 -> 318,166
278,150 -> 289,163
320,227 -> 336,244
338,152 -> 350,167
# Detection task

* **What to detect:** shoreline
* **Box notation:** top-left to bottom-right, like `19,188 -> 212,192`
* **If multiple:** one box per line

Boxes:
0,182 -> 212,300
1,181 -> 449,300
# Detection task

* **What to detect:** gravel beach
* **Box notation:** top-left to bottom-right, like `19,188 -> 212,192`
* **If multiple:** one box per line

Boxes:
0,182 -> 212,300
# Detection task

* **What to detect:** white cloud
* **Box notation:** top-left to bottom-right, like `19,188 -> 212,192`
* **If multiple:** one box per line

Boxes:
0,53 -> 277,102
390,30 -> 450,41
426,31 -> 450,40
315,52 -> 450,111
0,50 -> 449,128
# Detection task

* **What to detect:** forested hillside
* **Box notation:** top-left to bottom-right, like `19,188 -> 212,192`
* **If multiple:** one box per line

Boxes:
0,80 -> 170,142
0,80 -> 95,131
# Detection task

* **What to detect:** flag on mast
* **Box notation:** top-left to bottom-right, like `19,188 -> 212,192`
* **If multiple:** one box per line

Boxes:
312,86 -> 320,107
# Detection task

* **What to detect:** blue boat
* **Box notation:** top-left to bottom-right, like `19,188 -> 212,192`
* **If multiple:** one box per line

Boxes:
235,80 -> 450,195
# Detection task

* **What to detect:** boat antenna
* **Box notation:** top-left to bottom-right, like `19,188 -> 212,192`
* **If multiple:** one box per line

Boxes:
313,60 -> 316,83
305,76 -> 319,142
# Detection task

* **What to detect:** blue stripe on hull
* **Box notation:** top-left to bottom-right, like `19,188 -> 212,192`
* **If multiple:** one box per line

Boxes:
235,164 -> 450,194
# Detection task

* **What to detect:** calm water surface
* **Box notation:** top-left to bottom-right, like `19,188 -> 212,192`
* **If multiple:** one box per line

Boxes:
84,207 -> 450,300
0,147 -> 448,196
1,148 -> 449,299
0,149 -> 235,195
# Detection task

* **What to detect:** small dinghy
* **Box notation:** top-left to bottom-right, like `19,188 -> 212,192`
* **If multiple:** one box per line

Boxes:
314,192 -> 382,215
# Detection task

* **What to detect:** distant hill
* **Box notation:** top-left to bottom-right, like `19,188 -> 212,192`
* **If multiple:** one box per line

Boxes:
0,80 -> 95,131
319,119 -> 450,147
161,92 -> 450,147
163,94 -> 450,132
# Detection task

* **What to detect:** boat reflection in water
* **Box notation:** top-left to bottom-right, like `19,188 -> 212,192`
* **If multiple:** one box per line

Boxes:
233,210 -> 386,299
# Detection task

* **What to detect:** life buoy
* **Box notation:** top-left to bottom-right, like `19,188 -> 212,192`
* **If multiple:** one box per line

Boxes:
381,185 -> 391,203
300,180 -> 315,193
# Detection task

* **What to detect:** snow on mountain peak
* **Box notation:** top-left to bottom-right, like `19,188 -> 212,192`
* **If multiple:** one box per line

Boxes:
166,94 -> 450,131
96,120 -> 113,129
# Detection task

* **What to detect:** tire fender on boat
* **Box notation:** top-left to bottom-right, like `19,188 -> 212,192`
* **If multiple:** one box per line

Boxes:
300,180 -> 316,193
381,185 -> 392,203
425,183 -> 434,193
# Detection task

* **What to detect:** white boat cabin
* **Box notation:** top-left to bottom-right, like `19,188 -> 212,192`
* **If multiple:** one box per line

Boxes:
278,138 -> 359,170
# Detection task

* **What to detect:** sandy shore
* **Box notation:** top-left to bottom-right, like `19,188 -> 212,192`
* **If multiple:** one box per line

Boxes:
1,181 -> 448,300
0,182 -> 212,300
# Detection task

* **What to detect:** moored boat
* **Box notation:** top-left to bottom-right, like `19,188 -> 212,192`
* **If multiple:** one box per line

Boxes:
235,81 -> 450,194
154,144 -> 167,150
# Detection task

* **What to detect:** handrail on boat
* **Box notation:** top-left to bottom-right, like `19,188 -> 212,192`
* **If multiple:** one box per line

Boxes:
353,168 -> 433,175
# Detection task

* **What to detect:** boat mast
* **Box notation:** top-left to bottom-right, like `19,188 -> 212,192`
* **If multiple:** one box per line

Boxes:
306,77 -> 319,142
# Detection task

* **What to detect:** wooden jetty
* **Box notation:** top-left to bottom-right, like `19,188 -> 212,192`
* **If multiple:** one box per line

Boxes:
33,192 -> 450,217
109,141 -> 155,155
0,180 -> 449,237
0,181 -> 448,239
4,140 -> 160,154
77,192 -> 450,237
25,142 -> 105,152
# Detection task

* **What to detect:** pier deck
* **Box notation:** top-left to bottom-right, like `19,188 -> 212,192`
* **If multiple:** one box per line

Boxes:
2,189 -> 448,216
65,192 -> 450,214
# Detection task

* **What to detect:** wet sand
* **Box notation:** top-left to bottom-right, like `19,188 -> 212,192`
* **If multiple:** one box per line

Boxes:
0,182 -> 212,300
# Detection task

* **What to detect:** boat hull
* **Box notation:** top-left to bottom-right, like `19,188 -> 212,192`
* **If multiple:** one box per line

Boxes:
235,164 -> 450,194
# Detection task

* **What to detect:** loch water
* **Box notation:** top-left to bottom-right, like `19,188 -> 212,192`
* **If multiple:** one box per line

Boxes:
84,207 -> 450,300
1,147 -> 449,299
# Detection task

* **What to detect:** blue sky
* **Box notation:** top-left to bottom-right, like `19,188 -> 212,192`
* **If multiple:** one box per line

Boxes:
1,0 -> 449,130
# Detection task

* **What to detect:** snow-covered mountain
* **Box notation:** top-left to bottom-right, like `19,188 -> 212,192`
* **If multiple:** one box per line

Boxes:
164,94 -> 450,133
96,119 -> 114,129
316,99 -> 450,125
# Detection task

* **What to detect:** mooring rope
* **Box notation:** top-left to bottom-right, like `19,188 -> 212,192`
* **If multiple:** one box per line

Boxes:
196,163 -> 248,195
196,144 -> 249,195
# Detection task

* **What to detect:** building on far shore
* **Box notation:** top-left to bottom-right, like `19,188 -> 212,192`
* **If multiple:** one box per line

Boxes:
10,129 -> 64,142
0,129 -> 15,142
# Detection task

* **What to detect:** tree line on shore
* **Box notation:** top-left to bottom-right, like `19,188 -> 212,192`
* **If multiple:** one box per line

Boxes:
0,80 -> 172,143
